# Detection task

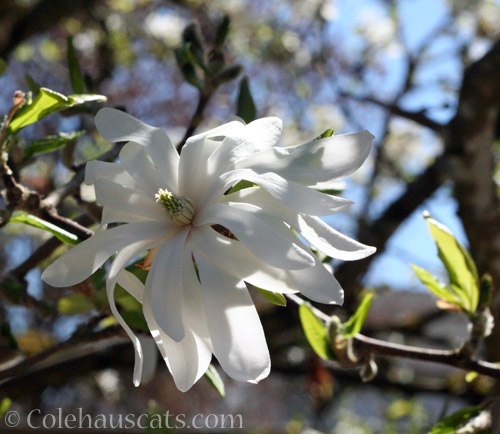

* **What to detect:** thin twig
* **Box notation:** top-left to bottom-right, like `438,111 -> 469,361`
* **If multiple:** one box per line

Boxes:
176,91 -> 212,152
286,294 -> 500,379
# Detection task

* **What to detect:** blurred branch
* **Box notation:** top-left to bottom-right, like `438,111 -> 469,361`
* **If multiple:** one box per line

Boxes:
177,90 -> 212,151
341,93 -> 445,133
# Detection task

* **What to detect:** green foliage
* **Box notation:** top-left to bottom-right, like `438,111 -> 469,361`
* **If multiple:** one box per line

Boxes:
342,293 -> 374,338
237,76 -> 257,123
146,401 -> 173,434
314,128 -> 334,140
204,364 -> 226,398
120,311 -> 149,331
0,398 -> 12,418
215,15 -> 231,49
58,294 -> 95,315
255,286 -> 287,307
299,304 -> 334,360
411,265 -> 464,309
67,37 -> 85,94
412,213 -> 480,314
25,74 -> 41,94
227,179 -> 258,194
8,88 -> 106,134
0,58 -> 7,76
24,130 -> 84,158
427,406 -> 483,434
1,322 -> 18,349
9,211 -> 79,245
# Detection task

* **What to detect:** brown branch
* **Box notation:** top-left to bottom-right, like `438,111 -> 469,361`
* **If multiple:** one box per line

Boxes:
341,93 -> 445,133
176,91 -> 212,152
353,334 -> 500,379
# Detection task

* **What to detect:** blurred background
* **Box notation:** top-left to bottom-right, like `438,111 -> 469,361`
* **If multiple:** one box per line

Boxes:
0,0 -> 499,432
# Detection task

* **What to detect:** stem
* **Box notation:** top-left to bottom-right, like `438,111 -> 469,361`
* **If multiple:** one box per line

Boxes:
176,91 -> 212,152
286,294 -> 500,379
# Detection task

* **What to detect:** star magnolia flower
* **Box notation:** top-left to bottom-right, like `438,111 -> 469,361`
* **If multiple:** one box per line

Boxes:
42,108 -> 375,392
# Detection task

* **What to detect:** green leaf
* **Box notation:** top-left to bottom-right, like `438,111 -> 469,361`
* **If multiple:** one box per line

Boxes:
428,406 -> 482,434
411,264 -> 463,308
215,15 -> 230,49
204,364 -> 226,398
121,311 -> 149,332
25,73 -> 41,94
425,214 -> 479,313
146,401 -> 173,434
0,398 -> 12,418
343,293 -> 374,338
255,286 -> 286,307
0,58 -> 7,76
114,285 -> 142,311
67,36 -> 85,94
24,130 -> 84,158
9,211 -> 79,245
58,294 -> 94,315
237,76 -> 257,123
314,128 -> 334,141
299,304 -> 334,360
8,88 -> 106,133
227,179 -> 258,194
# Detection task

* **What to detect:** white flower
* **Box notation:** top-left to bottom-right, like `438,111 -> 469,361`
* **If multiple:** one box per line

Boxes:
42,108 -> 375,392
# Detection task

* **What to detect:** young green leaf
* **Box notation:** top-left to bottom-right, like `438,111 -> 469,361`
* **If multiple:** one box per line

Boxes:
314,128 -> 334,141
25,73 -> 41,94
67,36 -> 85,94
255,286 -> 287,307
428,406 -> 482,434
342,293 -> 374,338
425,214 -> 479,313
24,130 -> 84,158
411,264 -> 463,308
8,88 -> 106,133
204,364 -> 226,398
227,179 -> 258,194
9,211 -> 79,245
58,294 -> 94,315
237,76 -> 257,123
299,304 -> 334,360
0,398 -> 12,418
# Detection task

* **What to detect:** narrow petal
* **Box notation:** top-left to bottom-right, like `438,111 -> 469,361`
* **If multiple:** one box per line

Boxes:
85,160 -> 139,190
298,215 -> 376,260
119,142 -> 165,197
94,178 -> 167,222
101,207 -> 152,225
178,136 -> 220,204
142,248 -> 212,392
144,228 -> 189,342
190,226 -> 297,293
42,221 -> 172,287
95,108 -> 178,190
194,250 -> 270,383
288,253 -> 344,305
116,269 -> 145,303
204,117 -> 283,177
193,203 -> 314,270
218,169 -> 353,216
236,130 -> 374,185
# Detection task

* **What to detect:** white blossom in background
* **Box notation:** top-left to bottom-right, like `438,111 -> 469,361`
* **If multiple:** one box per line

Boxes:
42,108 -> 375,392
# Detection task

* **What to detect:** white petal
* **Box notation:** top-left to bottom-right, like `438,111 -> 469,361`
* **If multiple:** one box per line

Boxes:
42,221 -> 172,287
116,269 -> 145,303
144,228 -> 189,342
218,168 -> 353,216
178,136 -> 220,204
193,202 -> 314,270
119,142 -> 165,196
101,207 -> 151,225
95,108 -> 178,190
94,178 -> 167,222
236,130 -> 374,185
204,117 -> 283,177
288,253 -> 344,305
194,250 -> 270,383
297,215 -> 376,260
190,226 -> 297,293
142,248 -> 212,392
85,160 -> 139,190
137,336 -> 158,385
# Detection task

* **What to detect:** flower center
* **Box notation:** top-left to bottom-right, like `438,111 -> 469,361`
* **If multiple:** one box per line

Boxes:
155,188 -> 195,226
